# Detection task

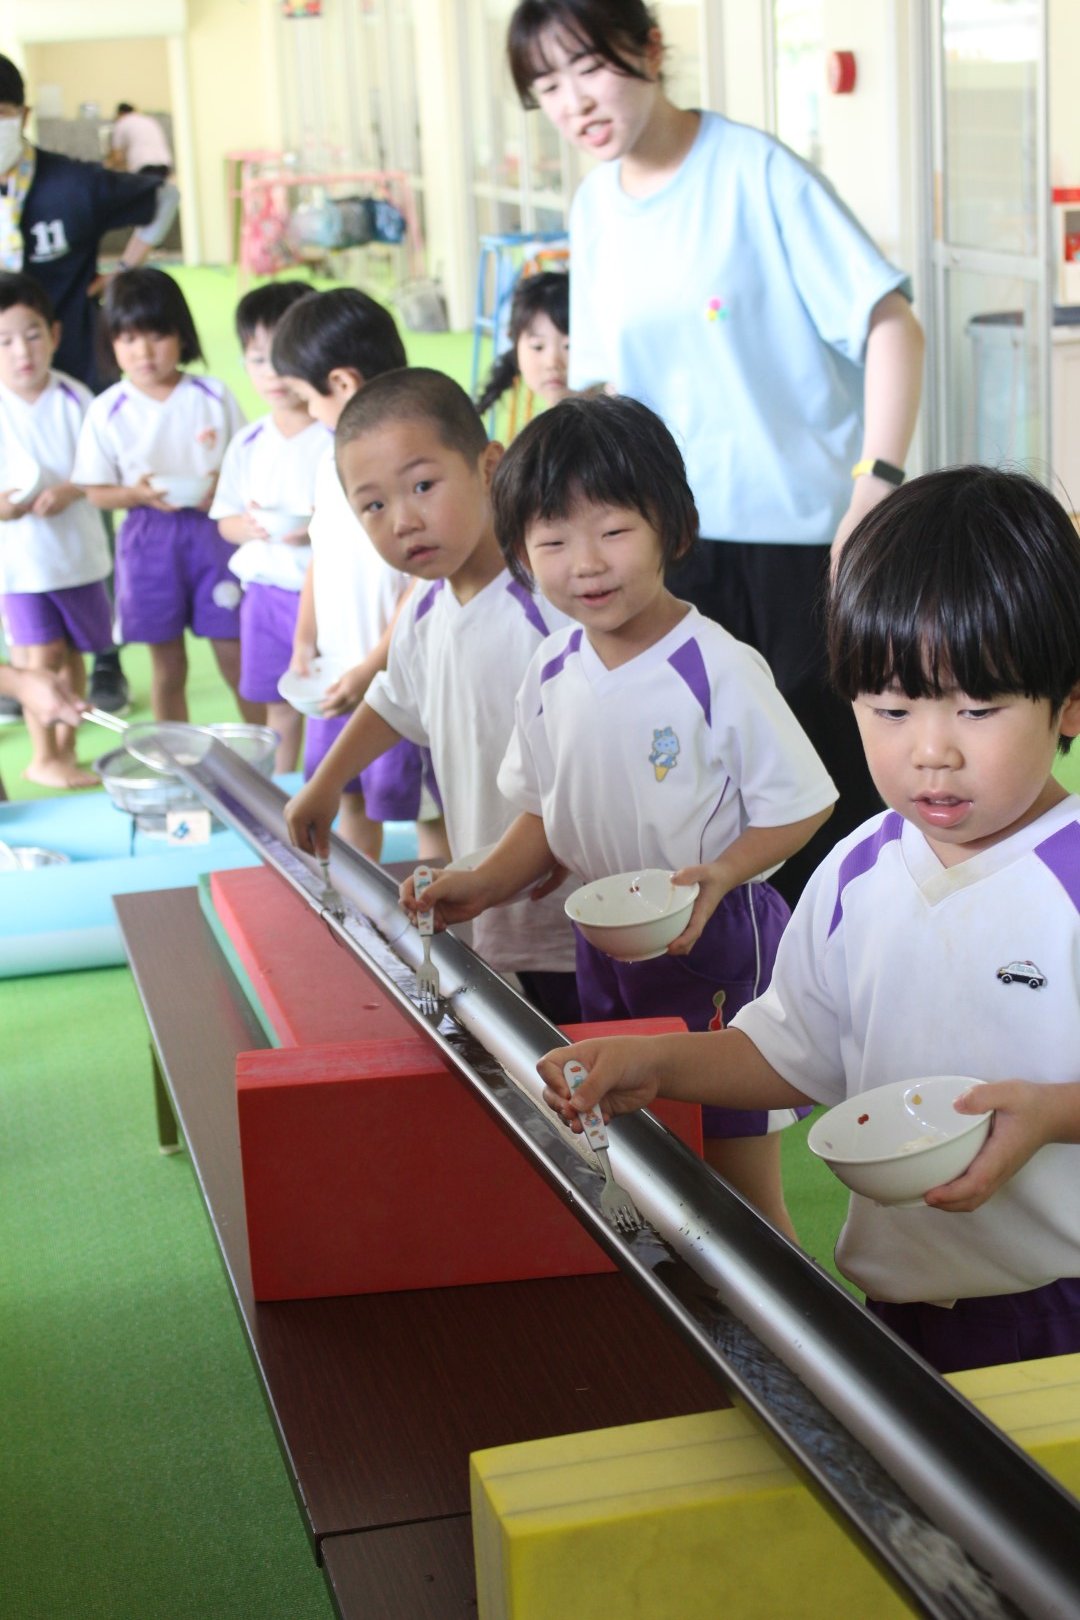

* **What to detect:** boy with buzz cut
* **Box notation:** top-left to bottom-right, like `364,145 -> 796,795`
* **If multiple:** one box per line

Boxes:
284,367 -> 580,1024
211,280 -> 326,773
271,289 -> 445,861
0,270 -> 112,787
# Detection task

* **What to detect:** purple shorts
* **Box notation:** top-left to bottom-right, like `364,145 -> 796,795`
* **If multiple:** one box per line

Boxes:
304,712 -> 439,823
239,582 -> 300,703
868,1277 -> 1080,1375
2,581 -> 113,652
574,880 -> 799,1140
115,506 -> 242,645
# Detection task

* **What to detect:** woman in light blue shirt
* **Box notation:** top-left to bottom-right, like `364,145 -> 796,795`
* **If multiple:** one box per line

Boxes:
506,0 -> 925,899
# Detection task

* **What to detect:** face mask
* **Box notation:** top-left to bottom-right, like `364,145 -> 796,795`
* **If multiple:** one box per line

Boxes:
0,116 -> 25,174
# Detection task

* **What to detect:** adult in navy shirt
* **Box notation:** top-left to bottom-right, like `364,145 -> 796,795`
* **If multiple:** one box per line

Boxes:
0,56 -> 178,390
0,53 -> 179,711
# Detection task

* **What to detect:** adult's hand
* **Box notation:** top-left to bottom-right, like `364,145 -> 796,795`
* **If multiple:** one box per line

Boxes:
1,665 -> 86,728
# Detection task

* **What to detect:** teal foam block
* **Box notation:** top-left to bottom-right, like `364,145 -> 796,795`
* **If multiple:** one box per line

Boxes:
0,773 -> 420,978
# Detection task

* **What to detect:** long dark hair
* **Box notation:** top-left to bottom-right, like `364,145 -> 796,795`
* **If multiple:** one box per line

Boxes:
476,271 -> 569,416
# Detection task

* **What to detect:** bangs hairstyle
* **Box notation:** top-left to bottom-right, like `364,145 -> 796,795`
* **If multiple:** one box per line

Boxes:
507,0 -> 657,107
336,367 -> 488,466
270,287 -> 406,394
492,394 -> 698,584
102,268 -> 202,365
235,279 -> 315,348
829,465 -> 1080,724
0,270 -> 55,325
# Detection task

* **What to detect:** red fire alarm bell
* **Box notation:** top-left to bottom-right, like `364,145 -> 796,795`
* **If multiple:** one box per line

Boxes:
827,50 -> 857,95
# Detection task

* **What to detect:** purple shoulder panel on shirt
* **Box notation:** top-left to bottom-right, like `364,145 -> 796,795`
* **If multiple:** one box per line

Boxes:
188,376 -> 222,400
57,380 -> 81,407
667,636 -> 711,726
242,421 -> 265,447
106,391 -> 128,421
415,579 -> 445,621
828,811 -> 905,938
505,578 -> 550,639
539,626 -> 583,687
1034,821 -> 1080,913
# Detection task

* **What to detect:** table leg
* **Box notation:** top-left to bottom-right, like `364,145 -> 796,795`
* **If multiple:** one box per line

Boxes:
152,1042 -> 182,1155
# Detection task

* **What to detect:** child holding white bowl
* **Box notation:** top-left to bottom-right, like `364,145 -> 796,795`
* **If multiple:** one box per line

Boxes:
413,395 -> 837,1234
73,268 -> 245,722
211,281 -> 326,772
541,465 -> 1080,1375
284,367 -> 579,1024
0,271 -> 111,786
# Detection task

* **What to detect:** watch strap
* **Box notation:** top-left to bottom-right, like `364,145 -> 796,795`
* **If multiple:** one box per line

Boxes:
851,457 -> 905,486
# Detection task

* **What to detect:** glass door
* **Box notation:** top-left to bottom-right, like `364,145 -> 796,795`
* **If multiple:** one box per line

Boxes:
922,0 -> 1051,472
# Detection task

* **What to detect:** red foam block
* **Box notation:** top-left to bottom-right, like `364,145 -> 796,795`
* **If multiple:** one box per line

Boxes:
237,1023 -> 701,1301
210,866 -> 412,1047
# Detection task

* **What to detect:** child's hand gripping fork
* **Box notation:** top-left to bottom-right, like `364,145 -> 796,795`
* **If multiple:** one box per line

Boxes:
413,864 -> 440,1014
564,1061 -> 642,1233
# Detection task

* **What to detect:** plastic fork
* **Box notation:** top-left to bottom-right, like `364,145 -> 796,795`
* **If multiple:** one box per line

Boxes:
564,1060 -> 643,1233
412,864 -> 440,1014
317,854 -> 346,923
82,706 -> 129,735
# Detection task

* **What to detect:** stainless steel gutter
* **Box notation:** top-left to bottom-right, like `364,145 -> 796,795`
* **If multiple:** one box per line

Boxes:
168,742 -> 1080,1620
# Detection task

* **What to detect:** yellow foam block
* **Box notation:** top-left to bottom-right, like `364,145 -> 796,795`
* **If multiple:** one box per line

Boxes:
470,1353 -> 1080,1620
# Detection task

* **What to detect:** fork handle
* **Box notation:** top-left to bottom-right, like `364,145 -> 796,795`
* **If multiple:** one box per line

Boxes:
564,1060 -> 610,1153
413,864 -> 435,939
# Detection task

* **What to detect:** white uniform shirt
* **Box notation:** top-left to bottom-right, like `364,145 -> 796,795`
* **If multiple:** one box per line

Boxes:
733,799 -> 1080,1304
569,112 -> 910,544
0,370 -> 110,592
73,372 -> 245,489
498,608 -> 836,884
307,447 -> 409,665
366,570 -> 576,973
210,415 -> 326,592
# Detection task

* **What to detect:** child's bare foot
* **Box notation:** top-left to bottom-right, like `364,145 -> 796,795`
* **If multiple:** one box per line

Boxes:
23,759 -> 99,790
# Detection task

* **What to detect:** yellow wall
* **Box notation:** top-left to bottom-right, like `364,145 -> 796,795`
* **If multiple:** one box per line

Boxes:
185,0 -> 281,265
23,36 -> 171,119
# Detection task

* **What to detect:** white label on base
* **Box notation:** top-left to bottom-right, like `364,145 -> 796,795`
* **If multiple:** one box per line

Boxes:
166,809 -> 212,845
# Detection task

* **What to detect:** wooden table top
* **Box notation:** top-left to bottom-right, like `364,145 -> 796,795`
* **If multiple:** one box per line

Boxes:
116,887 -> 724,1559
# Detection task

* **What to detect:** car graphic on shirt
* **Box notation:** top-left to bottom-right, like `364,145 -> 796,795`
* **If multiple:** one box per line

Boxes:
996,959 -> 1047,989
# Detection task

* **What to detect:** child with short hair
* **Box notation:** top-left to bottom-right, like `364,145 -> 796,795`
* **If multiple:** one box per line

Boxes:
541,465 -> 1080,1375
284,367 -> 579,1020
271,289 -> 444,860
211,280 -> 325,772
73,268 -> 247,722
0,270 -> 111,786
416,395 -> 837,1231
476,270 -> 570,434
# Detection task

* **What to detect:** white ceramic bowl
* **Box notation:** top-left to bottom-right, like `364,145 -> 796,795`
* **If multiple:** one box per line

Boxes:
564,868 -> 699,962
277,658 -> 346,717
149,472 -> 214,508
255,507 -> 311,541
6,450 -> 42,505
807,1076 -> 992,1207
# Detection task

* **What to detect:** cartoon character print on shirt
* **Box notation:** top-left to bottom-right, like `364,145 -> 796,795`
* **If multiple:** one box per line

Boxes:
649,726 -> 680,782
